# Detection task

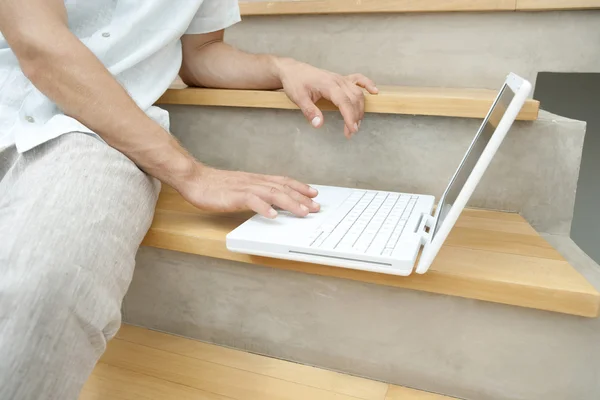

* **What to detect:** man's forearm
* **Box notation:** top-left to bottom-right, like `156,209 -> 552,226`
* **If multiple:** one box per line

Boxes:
180,39 -> 288,90
0,0 -> 199,188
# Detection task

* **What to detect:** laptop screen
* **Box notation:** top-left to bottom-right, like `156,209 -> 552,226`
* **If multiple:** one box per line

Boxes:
433,85 -> 515,238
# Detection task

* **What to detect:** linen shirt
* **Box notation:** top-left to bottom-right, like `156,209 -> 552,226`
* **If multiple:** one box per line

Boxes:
0,0 -> 240,152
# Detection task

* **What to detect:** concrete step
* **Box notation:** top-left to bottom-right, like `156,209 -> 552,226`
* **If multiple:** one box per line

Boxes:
126,6 -> 600,397
143,187 -> 600,317
125,95 -> 600,399
125,233 -> 600,400
163,104 -> 583,236
224,10 -> 600,89
125,105 -> 599,399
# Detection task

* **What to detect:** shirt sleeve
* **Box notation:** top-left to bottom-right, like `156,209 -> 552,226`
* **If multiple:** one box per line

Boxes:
185,0 -> 241,35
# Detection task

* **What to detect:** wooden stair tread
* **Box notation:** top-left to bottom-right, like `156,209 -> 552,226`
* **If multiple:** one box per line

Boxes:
238,0 -> 600,15
516,0 -> 600,10
141,188 -> 600,317
386,386 -> 457,400
156,86 -> 540,121
81,324 -> 455,400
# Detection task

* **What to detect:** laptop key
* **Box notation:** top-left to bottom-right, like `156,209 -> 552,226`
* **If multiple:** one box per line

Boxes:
367,236 -> 389,255
313,235 -> 327,247
321,231 -> 346,249
307,230 -> 323,246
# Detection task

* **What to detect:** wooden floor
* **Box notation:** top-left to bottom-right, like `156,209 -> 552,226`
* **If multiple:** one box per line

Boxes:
81,324 -> 455,400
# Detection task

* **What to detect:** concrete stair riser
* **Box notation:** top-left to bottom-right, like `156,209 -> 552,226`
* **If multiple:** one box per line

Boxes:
124,242 -> 600,400
226,11 -> 600,90
165,106 -> 584,235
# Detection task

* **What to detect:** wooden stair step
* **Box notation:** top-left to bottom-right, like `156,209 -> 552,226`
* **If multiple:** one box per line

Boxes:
81,324 -> 455,400
141,187 -> 600,317
386,386 -> 457,400
156,86 -> 540,121
516,0 -> 600,11
238,0 -> 600,15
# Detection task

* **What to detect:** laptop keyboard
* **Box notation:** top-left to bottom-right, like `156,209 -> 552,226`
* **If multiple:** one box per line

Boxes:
308,190 -> 418,256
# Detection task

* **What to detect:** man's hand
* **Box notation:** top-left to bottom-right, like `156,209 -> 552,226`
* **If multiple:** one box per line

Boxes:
180,32 -> 378,139
276,59 -> 379,139
176,166 -> 320,219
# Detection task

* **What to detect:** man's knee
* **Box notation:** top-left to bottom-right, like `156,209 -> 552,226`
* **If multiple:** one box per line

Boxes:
0,132 -> 155,362
0,261 -> 121,400
0,262 -> 122,354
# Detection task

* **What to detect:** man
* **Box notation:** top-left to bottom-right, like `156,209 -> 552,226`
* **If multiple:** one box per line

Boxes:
0,0 -> 377,398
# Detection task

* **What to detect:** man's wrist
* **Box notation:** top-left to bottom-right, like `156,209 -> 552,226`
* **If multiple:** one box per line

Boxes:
152,145 -> 203,191
269,56 -> 297,88
122,129 -> 203,190
158,150 -> 202,190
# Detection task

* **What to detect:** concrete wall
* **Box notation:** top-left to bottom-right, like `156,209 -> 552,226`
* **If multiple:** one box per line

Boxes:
533,73 -> 600,264
124,239 -> 600,400
227,11 -> 600,90
165,106 -> 585,235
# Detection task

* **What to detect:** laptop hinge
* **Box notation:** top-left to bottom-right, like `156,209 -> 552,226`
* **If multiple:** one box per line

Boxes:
416,213 -> 436,245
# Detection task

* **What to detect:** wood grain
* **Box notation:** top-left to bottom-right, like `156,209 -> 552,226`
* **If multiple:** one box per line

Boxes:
80,363 -> 228,400
386,385 -> 457,400
239,0 -> 600,15
156,86 -> 540,121
238,0 -> 516,15
516,0 -> 600,10
115,325 -> 388,400
82,325 -> 454,400
99,339 -> 376,400
142,190 -> 600,317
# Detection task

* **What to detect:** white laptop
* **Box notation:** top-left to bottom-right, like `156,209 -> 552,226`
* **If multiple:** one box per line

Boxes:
226,73 -> 532,276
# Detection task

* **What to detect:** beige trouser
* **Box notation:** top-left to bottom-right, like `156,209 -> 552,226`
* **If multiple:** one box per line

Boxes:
0,132 -> 160,400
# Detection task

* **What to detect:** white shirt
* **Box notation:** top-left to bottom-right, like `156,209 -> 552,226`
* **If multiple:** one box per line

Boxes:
0,0 -> 240,152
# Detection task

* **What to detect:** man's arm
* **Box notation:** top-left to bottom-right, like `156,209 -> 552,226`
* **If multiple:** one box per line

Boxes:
0,0 -> 318,218
180,31 -> 378,138
0,0 -> 196,188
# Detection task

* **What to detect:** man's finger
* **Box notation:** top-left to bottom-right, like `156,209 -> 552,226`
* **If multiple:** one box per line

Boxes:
252,185 -> 310,217
268,182 -> 320,213
243,192 -> 278,219
344,125 -> 351,139
339,82 -> 363,129
325,86 -> 359,135
347,73 -> 378,94
295,94 -> 324,128
343,81 -> 365,125
268,175 -> 318,198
